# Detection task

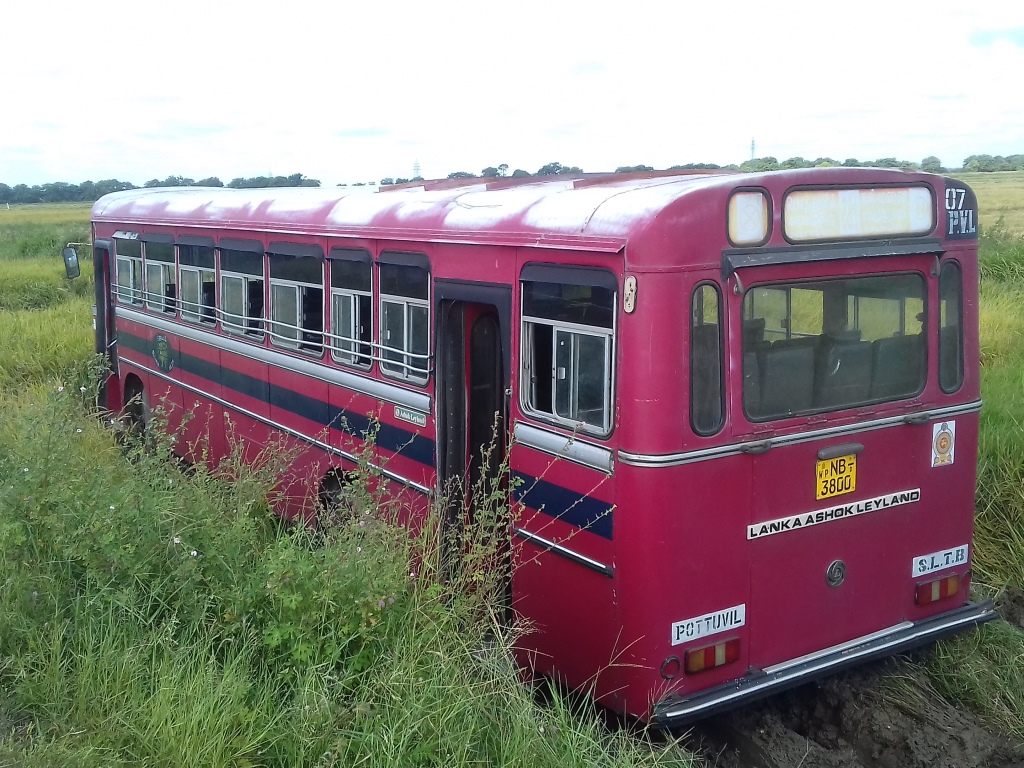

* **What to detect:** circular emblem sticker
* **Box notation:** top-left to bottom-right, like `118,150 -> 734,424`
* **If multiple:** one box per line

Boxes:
152,333 -> 175,373
931,421 -> 955,467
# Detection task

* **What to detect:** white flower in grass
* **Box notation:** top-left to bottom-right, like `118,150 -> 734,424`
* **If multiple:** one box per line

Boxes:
75,429 -> 82,434
23,468 -> 28,473
57,387 -> 64,393
109,505 -> 115,511
79,386 -> 86,393
190,550 -> 199,557
173,536 -> 181,545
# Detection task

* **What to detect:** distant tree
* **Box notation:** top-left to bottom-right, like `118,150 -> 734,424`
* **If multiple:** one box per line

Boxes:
615,165 -> 654,173
511,169 -> 530,177
812,157 -> 838,167
780,157 -> 811,170
395,178 -> 410,184
380,178 -> 395,186
143,179 -> 162,188
0,183 -> 11,203
195,177 -> 224,187
537,162 -> 584,175
352,182 -> 366,186
448,171 -> 475,179
872,158 -> 902,168
536,162 -> 564,176
668,163 -> 722,170
498,164 -> 508,177
481,167 -> 500,178
739,157 -> 779,172
842,158 -> 862,167
411,176 -> 424,182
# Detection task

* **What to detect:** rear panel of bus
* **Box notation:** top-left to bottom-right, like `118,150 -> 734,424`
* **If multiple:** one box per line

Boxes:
607,174 -> 983,721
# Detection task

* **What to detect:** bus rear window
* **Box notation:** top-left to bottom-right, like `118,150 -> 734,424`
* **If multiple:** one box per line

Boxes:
742,274 -> 926,420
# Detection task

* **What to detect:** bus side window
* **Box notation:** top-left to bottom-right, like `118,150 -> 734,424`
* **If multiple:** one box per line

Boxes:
144,241 -> 176,314
179,244 -> 216,324
269,254 -> 323,355
114,237 -> 143,305
521,274 -> 615,436
938,260 -> 964,393
329,252 -> 372,369
220,248 -> 265,339
379,262 -> 430,383
690,282 -> 724,435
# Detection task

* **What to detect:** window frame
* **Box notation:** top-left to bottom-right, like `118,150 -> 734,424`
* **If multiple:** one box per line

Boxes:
178,243 -> 216,325
328,253 -> 373,369
378,258 -> 431,384
219,248 -> 266,340
519,269 -> 617,437
938,259 -> 964,394
740,271 -> 928,422
690,281 -> 725,436
114,237 -> 143,305
144,241 -> 177,314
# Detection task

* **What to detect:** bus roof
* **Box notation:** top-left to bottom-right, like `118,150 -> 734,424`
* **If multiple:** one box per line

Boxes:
91,167 -> 943,254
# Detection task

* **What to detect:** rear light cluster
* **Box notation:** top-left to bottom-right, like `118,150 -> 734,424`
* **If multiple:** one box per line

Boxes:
915,573 -> 961,606
684,637 -> 741,675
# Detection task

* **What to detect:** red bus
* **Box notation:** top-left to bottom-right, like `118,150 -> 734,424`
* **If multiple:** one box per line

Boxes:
73,168 -> 995,725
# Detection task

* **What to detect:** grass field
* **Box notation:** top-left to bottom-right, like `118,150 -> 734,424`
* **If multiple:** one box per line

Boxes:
1,178 -> 1024,765
0,205 -> 693,766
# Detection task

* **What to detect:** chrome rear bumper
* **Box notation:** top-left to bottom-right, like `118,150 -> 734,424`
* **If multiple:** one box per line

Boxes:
651,600 -> 996,727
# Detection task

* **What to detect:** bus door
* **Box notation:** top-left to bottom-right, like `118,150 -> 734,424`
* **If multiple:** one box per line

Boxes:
731,257 -> 965,669
435,284 -> 512,529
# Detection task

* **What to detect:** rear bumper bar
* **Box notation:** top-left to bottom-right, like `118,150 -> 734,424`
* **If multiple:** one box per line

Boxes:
651,600 -> 996,727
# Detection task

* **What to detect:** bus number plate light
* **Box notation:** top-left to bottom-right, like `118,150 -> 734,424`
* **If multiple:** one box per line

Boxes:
684,637 -> 741,675
816,454 -> 856,500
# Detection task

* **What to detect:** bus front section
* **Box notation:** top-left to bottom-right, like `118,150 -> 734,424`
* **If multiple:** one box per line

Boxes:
616,175 -> 996,726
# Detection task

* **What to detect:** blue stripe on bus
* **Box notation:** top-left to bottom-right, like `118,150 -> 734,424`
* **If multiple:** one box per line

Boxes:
512,472 -> 613,541
116,330 -> 436,467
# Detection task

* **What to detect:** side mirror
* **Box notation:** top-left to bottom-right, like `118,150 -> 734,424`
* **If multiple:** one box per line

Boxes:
62,246 -> 81,279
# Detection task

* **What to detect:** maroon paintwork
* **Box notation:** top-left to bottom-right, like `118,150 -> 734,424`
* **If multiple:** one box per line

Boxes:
88,168 -> 989,724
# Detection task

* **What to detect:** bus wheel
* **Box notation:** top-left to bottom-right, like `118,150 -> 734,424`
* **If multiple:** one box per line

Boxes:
121,376 -> 152,449
317,470 -> 361,530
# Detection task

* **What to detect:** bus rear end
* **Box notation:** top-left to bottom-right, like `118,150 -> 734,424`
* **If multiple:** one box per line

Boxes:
612,173 -> 995,725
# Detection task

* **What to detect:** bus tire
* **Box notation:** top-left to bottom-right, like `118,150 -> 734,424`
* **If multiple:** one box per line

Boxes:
317,469 -> 360,529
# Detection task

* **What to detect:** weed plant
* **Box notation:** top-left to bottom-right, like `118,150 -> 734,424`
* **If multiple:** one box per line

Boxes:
0,379 -> 693,766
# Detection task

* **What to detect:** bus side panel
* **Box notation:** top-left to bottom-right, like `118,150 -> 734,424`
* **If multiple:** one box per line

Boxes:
608,458 -> 752,719
174,331 -> 226,464
510,443 -> 617,700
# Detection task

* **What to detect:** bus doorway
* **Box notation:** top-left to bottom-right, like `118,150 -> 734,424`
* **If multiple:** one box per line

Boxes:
437,299 -> 508,516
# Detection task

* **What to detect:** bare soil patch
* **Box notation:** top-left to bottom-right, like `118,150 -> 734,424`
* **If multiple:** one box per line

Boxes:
686,660 -> 1024,768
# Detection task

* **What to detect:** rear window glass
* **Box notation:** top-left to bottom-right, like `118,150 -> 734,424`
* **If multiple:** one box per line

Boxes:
742,273 -> 926,420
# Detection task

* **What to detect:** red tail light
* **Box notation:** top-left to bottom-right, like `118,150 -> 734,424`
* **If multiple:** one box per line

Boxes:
684,637 -> 741,675
915,573 -> 961,605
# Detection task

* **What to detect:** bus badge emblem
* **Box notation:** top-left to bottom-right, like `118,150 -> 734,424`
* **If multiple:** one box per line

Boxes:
152,334 -> 175,373
826,560 -> 846,588
931,422 -> 955,467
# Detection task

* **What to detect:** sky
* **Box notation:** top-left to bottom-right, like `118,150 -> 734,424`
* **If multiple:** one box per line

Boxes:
2,0 -> 1022,187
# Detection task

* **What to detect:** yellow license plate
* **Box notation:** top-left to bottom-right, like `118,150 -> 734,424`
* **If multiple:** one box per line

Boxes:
816,454 -> 857,500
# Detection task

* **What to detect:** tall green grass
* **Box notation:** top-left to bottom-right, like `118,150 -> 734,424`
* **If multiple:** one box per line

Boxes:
0,386 -> 693,766
922,226 -> 1024,741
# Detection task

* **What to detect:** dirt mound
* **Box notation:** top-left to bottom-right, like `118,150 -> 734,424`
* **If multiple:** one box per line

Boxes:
687,661 -> 1024,768
997,588 -> 1024,630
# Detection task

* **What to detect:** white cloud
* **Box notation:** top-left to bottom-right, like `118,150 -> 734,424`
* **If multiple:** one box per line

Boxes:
1,0 -> 1022,185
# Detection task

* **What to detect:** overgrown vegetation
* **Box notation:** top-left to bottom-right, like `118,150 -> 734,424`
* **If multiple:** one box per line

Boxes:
0,214 -> 691,766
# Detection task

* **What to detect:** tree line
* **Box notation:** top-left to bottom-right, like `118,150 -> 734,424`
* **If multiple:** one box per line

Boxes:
3,155 -> 1021,205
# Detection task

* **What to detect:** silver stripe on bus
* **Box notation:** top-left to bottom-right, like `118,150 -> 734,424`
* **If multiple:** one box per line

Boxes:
617,399 -> 983,468
118,356 -> 434,496
513,527 -> 614,578
513,422 -> 614,474
116,306 -> 432,413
